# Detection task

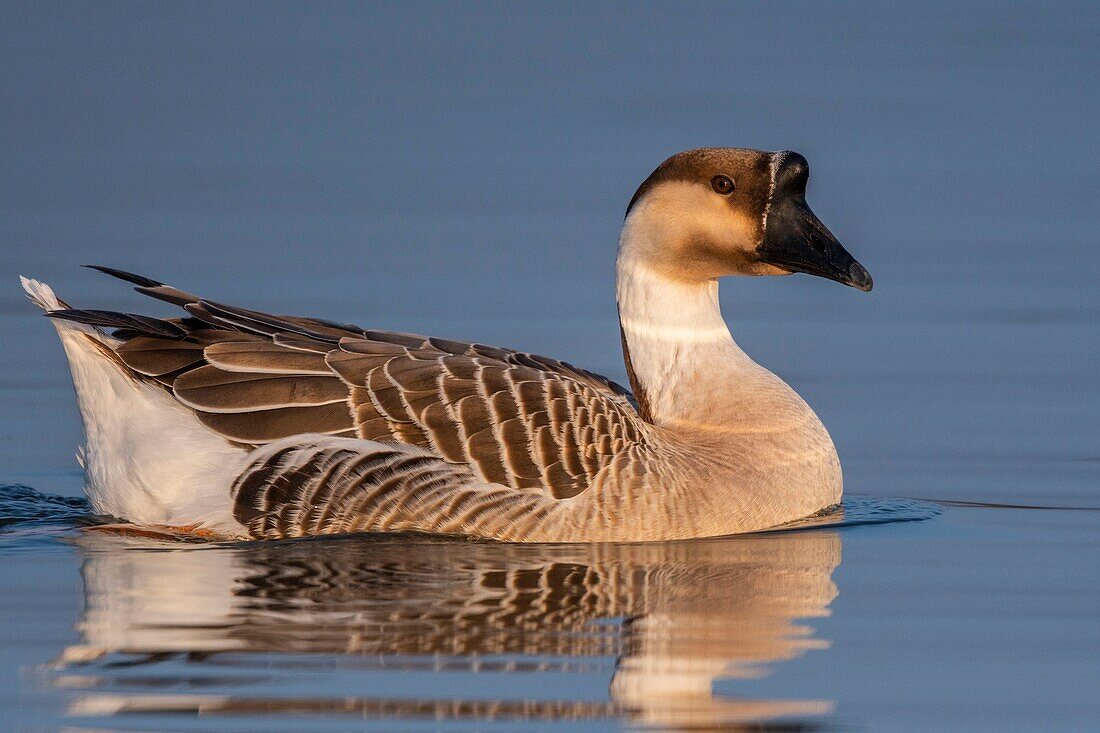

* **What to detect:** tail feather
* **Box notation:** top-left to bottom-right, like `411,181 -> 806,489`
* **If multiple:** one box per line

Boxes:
20,273 -> 247,533
20,275 -> 69,311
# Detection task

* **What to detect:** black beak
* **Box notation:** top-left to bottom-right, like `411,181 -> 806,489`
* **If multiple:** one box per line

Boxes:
757,152 -> 872,292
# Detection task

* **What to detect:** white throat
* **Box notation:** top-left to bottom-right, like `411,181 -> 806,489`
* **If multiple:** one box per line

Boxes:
616,216 -> 784,431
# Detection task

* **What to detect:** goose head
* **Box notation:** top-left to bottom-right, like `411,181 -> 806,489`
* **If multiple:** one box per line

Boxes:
622,148 -> 872,291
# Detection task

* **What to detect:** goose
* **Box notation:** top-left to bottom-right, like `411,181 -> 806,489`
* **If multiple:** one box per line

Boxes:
21,147 -> 871,542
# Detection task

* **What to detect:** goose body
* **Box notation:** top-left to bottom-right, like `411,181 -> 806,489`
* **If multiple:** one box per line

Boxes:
24,148 -> 871,542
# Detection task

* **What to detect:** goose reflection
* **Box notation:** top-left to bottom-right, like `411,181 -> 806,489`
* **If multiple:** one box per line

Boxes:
56,528 -> 842,730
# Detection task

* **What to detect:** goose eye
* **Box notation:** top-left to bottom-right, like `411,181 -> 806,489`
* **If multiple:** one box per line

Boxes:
711,175 -> 735,195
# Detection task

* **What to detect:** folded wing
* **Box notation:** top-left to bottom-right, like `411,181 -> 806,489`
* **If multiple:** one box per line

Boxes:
57,267 -> 648,500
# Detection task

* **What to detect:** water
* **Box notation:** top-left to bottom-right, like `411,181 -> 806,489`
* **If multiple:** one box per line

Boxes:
2,490 -> 1096,731
2,490 -> 945,731
2,2 -> 1098,730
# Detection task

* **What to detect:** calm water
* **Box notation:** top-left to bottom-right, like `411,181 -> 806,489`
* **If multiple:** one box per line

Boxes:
2,3 -> 1098,731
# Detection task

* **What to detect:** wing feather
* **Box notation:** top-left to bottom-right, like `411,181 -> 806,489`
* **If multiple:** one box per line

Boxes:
204,341 -> 333,375
174,365 -> 349,412
116,337 -> 206,377
196,402 -> 354,443
330,337 -> 647,499
74,267 -> 648,498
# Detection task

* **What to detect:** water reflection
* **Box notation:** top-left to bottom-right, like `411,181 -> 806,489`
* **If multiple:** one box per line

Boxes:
55,529 -> 841,730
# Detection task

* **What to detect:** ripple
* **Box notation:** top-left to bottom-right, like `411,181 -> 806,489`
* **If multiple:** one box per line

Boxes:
764,495 -> 942,533
0,484 -> 91,528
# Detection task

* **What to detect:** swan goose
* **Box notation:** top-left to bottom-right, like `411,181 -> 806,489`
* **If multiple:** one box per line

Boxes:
22,147 -> 871,542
